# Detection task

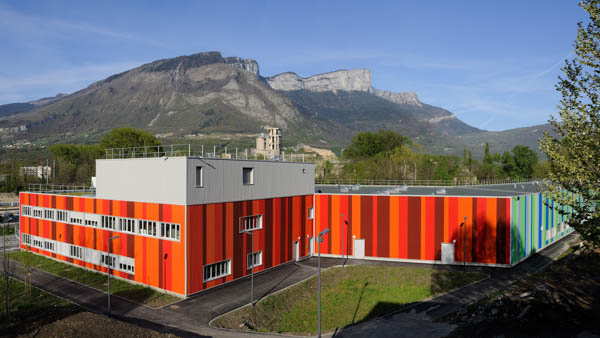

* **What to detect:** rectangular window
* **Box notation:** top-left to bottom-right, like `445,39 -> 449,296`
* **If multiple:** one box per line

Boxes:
203,259 -> 231,282
160,222 -> 180,240
242,167 -> 254,185
247,251 -> 262,269
22,206 -> 31,216
308,207 -> 314,220
57,211 -> 68,222
196,166 -> 203,187
239,214 -> 263,232
21,233 -> 31,245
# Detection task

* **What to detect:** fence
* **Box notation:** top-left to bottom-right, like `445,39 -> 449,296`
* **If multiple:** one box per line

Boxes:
314,177 -> 545,187
27,183 -> 95,194
104,144 -> 318,162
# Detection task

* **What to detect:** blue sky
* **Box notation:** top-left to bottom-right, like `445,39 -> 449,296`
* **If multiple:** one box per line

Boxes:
0,1 -> 586,131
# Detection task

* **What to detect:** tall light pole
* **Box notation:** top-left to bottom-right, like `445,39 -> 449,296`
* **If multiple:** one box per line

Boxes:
341,213 -> 344,266
107,235 -> 120,318
317,228 -> 330,338
244,230 -> 255,307
460,217 -> 467,267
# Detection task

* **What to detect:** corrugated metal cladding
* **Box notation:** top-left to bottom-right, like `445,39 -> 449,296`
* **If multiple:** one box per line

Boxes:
20,192 -> 186,295
19,192 -> 314,296
316,194 -> 512,265
187,195 -> 314,295
510,193 -> 575,264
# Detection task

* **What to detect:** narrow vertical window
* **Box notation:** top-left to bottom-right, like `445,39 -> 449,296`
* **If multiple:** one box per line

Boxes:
196,166 -> 203,187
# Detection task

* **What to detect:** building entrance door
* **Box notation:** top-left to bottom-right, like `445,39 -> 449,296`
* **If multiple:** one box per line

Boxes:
353,239 -> 365,259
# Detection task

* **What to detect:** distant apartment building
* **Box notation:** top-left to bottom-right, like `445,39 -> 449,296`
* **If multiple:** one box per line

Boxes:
256,128 -> 281,158
20,166 -> 51,179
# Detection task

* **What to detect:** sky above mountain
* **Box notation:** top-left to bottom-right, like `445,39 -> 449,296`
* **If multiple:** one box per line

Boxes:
0,1 -> 587,131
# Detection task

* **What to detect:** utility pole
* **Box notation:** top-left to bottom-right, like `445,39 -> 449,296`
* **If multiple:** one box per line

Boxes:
317,228 -> 330,338
107,235 -> 120,318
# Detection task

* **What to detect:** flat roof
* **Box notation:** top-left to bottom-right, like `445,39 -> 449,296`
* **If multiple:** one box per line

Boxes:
315,181 -> 547,198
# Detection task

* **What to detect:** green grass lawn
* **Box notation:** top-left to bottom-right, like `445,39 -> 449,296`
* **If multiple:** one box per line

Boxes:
0,276 -> 81,336
213,265 -> 485,335
8,251 -> 180,307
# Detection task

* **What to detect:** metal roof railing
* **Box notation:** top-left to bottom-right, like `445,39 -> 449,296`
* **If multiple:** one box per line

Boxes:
314,177 -> 546,187
27,183 -> 95,194
103,144 -> 317,162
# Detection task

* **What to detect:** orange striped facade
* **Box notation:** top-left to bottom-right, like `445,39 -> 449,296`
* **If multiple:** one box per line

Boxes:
20,192 -> 186,295
20,192 -> 314,297
315,194 -> 511,265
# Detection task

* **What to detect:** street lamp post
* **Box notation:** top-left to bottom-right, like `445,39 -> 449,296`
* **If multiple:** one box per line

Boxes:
317,228 -> 330,338
461,216 -> 467,267
107,235 -> 120,318
341,213 -> 344,266
244,230 -> 255,307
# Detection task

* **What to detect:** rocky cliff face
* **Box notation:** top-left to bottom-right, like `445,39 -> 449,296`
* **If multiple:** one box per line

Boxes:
370,88 -> 421,106
266,69 -> 372,93
224,57 -> 260,76
266,68 -> 423,107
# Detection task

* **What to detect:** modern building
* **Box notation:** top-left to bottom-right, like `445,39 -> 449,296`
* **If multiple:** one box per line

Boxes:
20,166 -> 52,180
314,183 -> 574,266
19,151 -> 574,297
256,128 -> 281,158
19,155 -> 315,297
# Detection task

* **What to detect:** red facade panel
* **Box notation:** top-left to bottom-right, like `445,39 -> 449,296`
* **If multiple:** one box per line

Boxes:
315,194 -> 511,265
186,195 -> 314,295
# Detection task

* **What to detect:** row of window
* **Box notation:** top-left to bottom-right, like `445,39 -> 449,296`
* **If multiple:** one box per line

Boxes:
203,251 -> 263,282
240,214 -> 263,232
21,233 -> 136,275
70,245 -> 84,260
194,166 -> 255,187
22,206 -> 181,242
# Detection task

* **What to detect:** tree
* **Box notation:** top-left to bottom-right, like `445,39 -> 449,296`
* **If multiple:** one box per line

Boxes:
100,127 -> 160,150
540,0 -> 600,247
511,145 -> 538,178
343,130 -> 410,159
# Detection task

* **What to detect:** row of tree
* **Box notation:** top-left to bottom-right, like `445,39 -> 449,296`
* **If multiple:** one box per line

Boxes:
327,130 -> 547,182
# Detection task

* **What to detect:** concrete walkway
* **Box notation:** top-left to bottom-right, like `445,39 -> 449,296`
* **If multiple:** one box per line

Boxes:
3,233 -> 579,338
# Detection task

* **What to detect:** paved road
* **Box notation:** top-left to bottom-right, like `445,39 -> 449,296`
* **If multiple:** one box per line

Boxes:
3,233 -> 579,337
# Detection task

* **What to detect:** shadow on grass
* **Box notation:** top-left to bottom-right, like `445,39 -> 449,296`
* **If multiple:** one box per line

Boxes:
332,235 -> 576,337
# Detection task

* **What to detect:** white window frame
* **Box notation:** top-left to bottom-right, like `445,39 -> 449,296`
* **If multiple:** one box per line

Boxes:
196,166 -> 203,188
247,251 -> 262,269
239,214 -> 263,233
308,207 -> 314,220
242,167 -> 254,185
203,259 -> 231,282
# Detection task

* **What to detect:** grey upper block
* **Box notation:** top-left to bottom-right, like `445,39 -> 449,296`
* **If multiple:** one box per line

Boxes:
96,157 -> 314,205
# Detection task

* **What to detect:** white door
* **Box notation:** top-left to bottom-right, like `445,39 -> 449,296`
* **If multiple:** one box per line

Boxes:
293,241 -> 299,261
353,239 -> 365,258
441,242 -> 454,264
309,237 -> 314,256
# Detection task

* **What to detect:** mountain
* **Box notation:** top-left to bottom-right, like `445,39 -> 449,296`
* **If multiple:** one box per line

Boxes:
0,51 -> 550,157
0,93 -> 67,118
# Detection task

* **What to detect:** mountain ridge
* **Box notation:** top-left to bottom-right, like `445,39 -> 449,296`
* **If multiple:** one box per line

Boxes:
0,51 -> 551,157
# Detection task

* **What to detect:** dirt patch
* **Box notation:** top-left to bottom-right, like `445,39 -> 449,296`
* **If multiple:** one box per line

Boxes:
445,246 -> 600,337
0,193 -> 18,203
17,311 -> 178,338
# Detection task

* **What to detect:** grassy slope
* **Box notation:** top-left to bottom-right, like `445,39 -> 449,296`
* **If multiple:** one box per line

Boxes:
213,265 -> 484,335
8,251 -> 179,308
